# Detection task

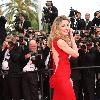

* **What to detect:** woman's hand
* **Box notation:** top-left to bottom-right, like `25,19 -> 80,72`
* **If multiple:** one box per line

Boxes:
25,54 -> 31,59
69,28 -> 75,42
69,28 -> 74,38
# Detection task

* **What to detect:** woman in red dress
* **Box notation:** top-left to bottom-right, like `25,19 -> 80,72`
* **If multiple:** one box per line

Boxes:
47,15 -> 79,100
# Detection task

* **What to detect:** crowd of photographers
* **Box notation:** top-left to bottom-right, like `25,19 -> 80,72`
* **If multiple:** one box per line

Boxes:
0,29 -> 51,100
68,8 -> 100,100
0,1 -> 100,100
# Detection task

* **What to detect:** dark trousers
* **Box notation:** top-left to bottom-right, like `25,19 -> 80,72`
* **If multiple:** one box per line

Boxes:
82,69 -> 95,100
22,72 -> 39,100
2,74 -> 12,100
72,69 -> 95,100
95,68 -> 100,99
8,74 -> 22,100
2,73 -> 22,100
0,76 -> 5,100
73,80 -> 83,100
41,72 -> 51,100
96,79 -> 100,100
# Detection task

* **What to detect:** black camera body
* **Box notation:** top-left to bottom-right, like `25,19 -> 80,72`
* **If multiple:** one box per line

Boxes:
69,7 -> 78,18
14,15 -> 22,32
43,7 -> 49,15
69,7 -> 78,29
93,37 -> 100,43
42,7 -> 50,23
31,53 -> 42,64
14,15 -> 20,23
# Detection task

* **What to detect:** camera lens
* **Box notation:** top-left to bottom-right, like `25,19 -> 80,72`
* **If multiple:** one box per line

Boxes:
31,56 -> 36,61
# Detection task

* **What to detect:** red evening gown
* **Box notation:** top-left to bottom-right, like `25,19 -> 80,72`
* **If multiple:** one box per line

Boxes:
49,38 -> 76,100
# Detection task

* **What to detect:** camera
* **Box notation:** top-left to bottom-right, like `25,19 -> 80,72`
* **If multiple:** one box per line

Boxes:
14,15 -> 20,22
69,7 -> 78,18
42,1 -> 58,24
13,15 -> 21,32
91,26 -> 96,33
19,37 -> 24,43
31,53 -> 42,64
69,7 -> 78,29
93,37 -> 100,43
43,7 -> 49,14
42,7 -> 50,23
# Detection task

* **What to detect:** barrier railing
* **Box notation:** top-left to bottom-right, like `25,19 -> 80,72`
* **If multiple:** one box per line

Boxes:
0,66 -> 100,100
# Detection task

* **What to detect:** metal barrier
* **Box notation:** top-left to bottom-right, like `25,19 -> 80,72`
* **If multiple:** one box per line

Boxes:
71,66 -> 100,69
0,66 -> 100,100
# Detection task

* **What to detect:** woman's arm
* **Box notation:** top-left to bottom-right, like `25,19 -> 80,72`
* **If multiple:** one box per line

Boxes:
69,29 -> 79,55
57,38 -> 79,58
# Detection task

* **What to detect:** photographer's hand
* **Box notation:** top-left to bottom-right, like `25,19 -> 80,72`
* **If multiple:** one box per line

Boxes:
2,41 -> 8,50
25,53 -> 31,59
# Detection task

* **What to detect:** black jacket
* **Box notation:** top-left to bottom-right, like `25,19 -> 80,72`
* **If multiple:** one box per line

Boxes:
76,18 -> 86,30
92,17 -> 100,26
0,16 -> 7,44
8,45 -> 25,73
85,20 -> 93,30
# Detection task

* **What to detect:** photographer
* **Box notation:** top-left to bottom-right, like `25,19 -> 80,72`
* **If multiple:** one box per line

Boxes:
14,13 -> 31,34
69,7 -> 78,29
70,30 -> 97,100
93,27 -> 100,100
0,35 -> 24,100
22,39 -> 50,100
75,12 -> 86,30
42,0 -> 58,33
92,11 -> 100,27
84,13 -> 93,30
16,34 -> 29,51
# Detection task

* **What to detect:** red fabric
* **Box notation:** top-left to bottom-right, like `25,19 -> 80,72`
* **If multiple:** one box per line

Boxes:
49,38 -> 76,100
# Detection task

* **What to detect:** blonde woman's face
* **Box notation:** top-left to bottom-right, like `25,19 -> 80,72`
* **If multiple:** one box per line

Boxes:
60,20 -> 70,36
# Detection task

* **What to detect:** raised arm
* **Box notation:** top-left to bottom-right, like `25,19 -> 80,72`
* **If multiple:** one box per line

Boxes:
57,38 -> 79,58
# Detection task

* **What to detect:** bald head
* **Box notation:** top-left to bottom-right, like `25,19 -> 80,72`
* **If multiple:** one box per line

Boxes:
29,40 -> 37,45
29,40 -> 38,52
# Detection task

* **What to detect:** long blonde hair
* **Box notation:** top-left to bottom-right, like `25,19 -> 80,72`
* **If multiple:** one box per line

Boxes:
47,15 -> 71,48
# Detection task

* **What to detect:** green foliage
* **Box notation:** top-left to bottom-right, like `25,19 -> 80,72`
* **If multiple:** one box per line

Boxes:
31,20 -> 39,30
0,0 -> 38,25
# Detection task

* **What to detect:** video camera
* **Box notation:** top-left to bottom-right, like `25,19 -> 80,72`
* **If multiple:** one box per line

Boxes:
42,6 -> 51,23
69,7 -> 78,18
69,7 -> 78,29
43,7 -> 49,15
